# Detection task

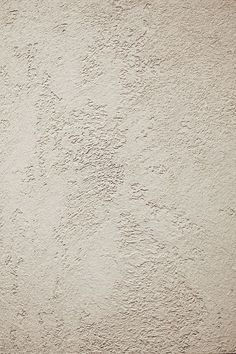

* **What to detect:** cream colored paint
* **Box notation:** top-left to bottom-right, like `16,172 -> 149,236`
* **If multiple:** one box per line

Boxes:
0,0 -> 236,353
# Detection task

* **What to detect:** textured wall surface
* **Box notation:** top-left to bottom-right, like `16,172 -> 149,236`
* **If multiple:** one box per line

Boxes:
0,0 -> 236,353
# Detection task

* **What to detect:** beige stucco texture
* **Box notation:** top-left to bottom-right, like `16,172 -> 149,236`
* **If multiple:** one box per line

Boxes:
0,0 -> 236,353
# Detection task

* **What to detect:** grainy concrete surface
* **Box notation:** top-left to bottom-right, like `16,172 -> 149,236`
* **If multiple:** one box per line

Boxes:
0,0 -> 236,353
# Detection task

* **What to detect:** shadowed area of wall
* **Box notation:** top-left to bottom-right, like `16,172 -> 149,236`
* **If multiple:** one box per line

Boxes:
0,0 -> 235,353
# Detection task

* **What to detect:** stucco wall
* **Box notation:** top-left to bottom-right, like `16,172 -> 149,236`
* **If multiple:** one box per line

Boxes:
0,0 -> 236,353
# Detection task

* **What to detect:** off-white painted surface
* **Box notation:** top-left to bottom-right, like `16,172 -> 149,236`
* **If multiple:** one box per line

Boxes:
0,1 -> 236,353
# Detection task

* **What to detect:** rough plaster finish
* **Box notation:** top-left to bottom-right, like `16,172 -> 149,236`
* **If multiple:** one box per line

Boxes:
0,0 -> 236,353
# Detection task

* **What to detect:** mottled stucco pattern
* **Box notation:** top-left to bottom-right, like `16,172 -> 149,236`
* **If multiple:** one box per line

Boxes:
0,0 -> 236,353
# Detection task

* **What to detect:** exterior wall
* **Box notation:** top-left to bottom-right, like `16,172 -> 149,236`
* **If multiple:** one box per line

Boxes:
0,1 -> 235,353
